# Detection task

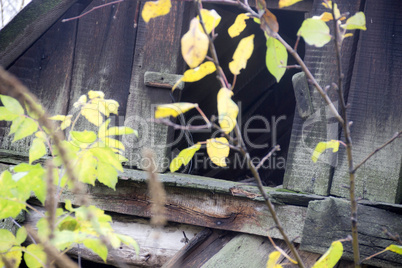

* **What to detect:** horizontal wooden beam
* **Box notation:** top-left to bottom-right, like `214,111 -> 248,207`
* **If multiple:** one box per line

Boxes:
61,169 -> 308,243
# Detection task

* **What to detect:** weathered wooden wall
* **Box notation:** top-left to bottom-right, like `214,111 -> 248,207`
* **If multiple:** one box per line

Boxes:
283,0 -> 363,195
1,0 -> 193,173
330,0 -> 402,204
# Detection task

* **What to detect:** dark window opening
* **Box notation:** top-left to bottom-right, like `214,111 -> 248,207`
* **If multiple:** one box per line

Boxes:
172,5 -> 306,187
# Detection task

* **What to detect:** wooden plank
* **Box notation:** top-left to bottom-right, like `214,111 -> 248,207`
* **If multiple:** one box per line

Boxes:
67,0 -> 138,131
300,198 -> 402,267
123,1 -> 192,172
0,3 -> 86,152
331,0 -> 402,203
25,206 -> 203,267
61,170 -> 307,243
283,0 -> 363,195
0,0 -> 80,68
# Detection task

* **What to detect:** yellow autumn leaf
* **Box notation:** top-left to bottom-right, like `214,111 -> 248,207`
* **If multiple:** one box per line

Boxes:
206,137 -> 229,167
197,9 -> 221,34
170,143 -> 201,172
266,251 -> 283,268
228,13 -> 250,38
155,102 -> 198,118
141,0 -> 171,23
181,18 -> 209,68
313,12 -> 334,22
312,241 -> 343,268
217,87 -> 238,134
278,0 -> 303,8
104,137 -> 125,151
173,61 -> 216,92
311,140 -> 340,163
88,90 -> 105,99
81,103 -> 104,126
73,94 -> 87,108
386,244 -> 402,255
92,99 -> 119,116
321,1 -> 341,19
229,34 -> 254,75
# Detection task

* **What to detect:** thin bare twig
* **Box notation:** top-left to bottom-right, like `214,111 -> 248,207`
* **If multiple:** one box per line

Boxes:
62,0 -> 124,22
152,118 -> 211,130
331,5 -> 360,266
352,130 -> 402,173
256,145 -> 280,170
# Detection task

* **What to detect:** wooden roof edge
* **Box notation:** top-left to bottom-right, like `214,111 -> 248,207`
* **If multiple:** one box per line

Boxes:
0,0 -> 80,68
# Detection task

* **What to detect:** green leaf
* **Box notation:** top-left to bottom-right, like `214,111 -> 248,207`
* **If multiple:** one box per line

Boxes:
312,241 -> 343,268
12,117 -> 38,142
0,246 -> 22,268
77,151 -> 98,185
65,199 -> 74,212
71,130 -> 97,144
24,244 -> 46,268
386,244 -> 402,255
297,18 -> 331,47
29,138 -> 47,164
83,238 -> 108,262
90,147 -> 123,172
97,163 -> 118,190
116,234 -> 140,255
9,116 -> 24,135
266,37 -> 288,82
0,229 -> 16,252
0,95 -> 24,115
14,163 -> 46,204
15,226 -> 27,245
0,171 -> 26,219
345,12 -> 366,30
105,126 -> 137,137
98,119 -> 111,139
170,143 -> 201,172
312,140 -> 340,163
52,230 -> 80,251
0,107 -> 19,121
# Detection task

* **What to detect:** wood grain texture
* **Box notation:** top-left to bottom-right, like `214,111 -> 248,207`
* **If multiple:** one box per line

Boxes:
123,1 -> 192,172
301,198 -> 402,267
68,0 -> 138,133
330,0 -> 402,203
0,3 -> 86,152
283,0 -> 363,195
61,170 -> 307,243
0,0 -> 80,68
26,206 -> 203,267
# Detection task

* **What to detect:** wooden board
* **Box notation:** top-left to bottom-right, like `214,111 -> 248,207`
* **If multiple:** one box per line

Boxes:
0,0 -> 81,68
68,0 -> 138,132
0,2 -> 88,152
300,198 -> 402,267
283,0 -> 363,195
25,206 -> 203,267
123,1 -> 192,172
330,0 -> 402,203
61,169 -> 307,243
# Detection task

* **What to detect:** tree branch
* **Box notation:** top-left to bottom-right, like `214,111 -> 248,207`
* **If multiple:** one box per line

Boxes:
352,130 -> 402,173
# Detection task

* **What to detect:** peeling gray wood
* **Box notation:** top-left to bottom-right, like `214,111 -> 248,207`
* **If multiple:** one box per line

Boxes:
330,0 -> 402,203
25,206 -> 203,267
283,1 -> 363,196
144,72 -> 184,90
292,72 -> 313,119
301,198 -> 402,267
123,1 -> 191,172
0,0 -> 82,68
